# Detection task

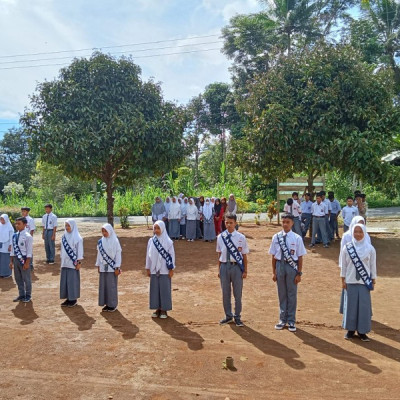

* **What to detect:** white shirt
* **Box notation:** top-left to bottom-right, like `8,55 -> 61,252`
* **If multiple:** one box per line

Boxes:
168,205 -> 181,220
216,230 -> 249,263
152,211 -> 166,221
10,230 -> 33,258
95,246 -> 122,273
42,212 -> 58,230
330,199 -> 341,214
25,215 -> 36,233
186,206 -> 198,221
340,246 -> 377,284
323,198 -> 332,213
0,230 -> 13,254
311,201 -> 328,217
284,200 -> 301,217
268,230 -> 306,261
145,238 -> 176,275
60,237 -> 84,269
342,206 -> 359,226
300,200 -> 313,214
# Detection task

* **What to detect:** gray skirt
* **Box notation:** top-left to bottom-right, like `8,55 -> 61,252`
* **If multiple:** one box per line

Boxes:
169,219 -> 180,239
180,223 -> 186,237
60,267 -> 80,300
99,272 -> 118,308
0,252 -> 12,277
150,274 -> 172,311
203,219 -> 216,241
186,220 -> 196,240
342,284 -> 372,334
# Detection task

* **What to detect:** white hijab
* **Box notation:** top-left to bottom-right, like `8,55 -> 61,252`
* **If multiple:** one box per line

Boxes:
187,198 -> 198,216
149,220 -> 173,269
202,198 -> 213,220
169,196 -> 181,218
181,197 -> 188,215
342,216 -> 371,245
63,219 -> 82,247
351,223 -> 373,260
164,196 -> 171,213
101,223 -> 122,259
0,214 -> 14,242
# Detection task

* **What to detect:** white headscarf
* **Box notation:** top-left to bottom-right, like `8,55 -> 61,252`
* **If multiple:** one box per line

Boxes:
342,216 -> 371,245
164,196 -> 171,213
202,197 -> 213,220
181,197 -> 188,215
101,223 -> 122,259
187,198 -> 198,216
0,214 -> 14,242
351,223 -> 373,260
169,196 -> 181,218
63,219 -> 82,247
149,220 -> 173,270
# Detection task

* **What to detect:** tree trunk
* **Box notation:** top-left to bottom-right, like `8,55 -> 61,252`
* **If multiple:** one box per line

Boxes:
307,173 -> 315,200
194,148 -> 199,188
92,179 -> 98,207
105,178 -> 115,226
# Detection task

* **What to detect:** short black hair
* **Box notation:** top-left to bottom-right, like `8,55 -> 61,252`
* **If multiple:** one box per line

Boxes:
328,191 -> 334,196
354,190 -> 361,195
346,196 -> 353,201
320,190 -> 326,196
305,192 -> 311,197
355,193 -> 362,198
286,198 -> 294,205
44,203 -> 53,209
361,193 -> 366,198
282,213 -> 294,220
16,217 -> 27,224
292,192 -> 298,197
316,193 -> 322,198
225,214 -> 237,222
21,207 -> 31,211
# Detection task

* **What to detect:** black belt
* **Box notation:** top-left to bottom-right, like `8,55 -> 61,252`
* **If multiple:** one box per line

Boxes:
224,261 -> 237,265
313,216 -> 324,218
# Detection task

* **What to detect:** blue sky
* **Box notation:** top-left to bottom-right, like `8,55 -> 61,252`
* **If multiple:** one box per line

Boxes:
0,0 -> 263,137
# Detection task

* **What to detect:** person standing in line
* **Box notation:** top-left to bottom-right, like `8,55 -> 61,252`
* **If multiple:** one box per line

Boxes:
0,214 -> 14,278
42,203 -> 58,264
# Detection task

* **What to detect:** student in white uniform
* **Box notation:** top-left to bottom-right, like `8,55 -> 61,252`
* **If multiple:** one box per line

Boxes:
96,224 -> 122,312
151,197 -> 166,223
60,219 -> 83,308
0,214 -> 14,278
269,214 -> 306,332
310,193 -> 329,248
217,214 -> 249,327
283,193 -> 302,236
146,220 -> 175,319
42,203 -> 58,264
340,223 -> 376,341
342,197 -> 359,232
300,193 -> 313,238
168,196 -> 181,240
10,217 -> 33,302
179,197 -> 188,239
186,198 -> 198,242
328,192 -> 341,240
319,191 -> 332,243
21,207 -> 36,270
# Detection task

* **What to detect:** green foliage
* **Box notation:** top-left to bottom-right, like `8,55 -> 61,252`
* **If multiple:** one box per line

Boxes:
141,201 -> 152,227
236,198 -> 249,225
267,201 -> 279,223
0,206 -> 20,225
118,207 -> 130,229
235,43 -> 400,192
22,52 -> 186,224
2,182 -> 25,197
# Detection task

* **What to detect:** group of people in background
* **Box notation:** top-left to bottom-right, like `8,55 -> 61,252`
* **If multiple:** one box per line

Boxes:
284,190 -> 368,248
151,193 -> 238,242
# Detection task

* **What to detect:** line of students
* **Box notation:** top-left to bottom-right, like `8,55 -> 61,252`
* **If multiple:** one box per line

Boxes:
0,206 -> 377,341
284,190 -> 368,248
151,193 -> 238,242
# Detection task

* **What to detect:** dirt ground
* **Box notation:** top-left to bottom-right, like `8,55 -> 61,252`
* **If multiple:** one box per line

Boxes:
0,223 -> 399,400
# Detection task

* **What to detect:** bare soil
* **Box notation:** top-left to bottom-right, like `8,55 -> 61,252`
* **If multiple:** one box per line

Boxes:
0,224 -> 399,400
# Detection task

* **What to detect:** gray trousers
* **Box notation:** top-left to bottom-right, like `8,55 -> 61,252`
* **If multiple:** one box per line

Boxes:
329,213 -> 338,239
276,260 -> 298,324
312,217 -> 328,245
44,229 -> 55,261
13,258 -> 32,298
220,261 -> 243,319
301,213 -> 311,237
292,217 -> 302,236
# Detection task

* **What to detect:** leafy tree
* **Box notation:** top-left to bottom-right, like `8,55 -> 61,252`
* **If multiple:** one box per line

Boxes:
234,43 -> 400,192
22,52 -> 186,225
0,128 -> 37,192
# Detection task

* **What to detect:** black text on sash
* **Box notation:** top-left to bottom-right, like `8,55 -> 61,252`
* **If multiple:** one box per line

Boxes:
12,233 -> 26,266
62,235 -> 78,266
221,230 -> 244,273
277,233 -> 299,272
346,243 -> 374,291
98,239 -> 116,271
152,236 -> 174,270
